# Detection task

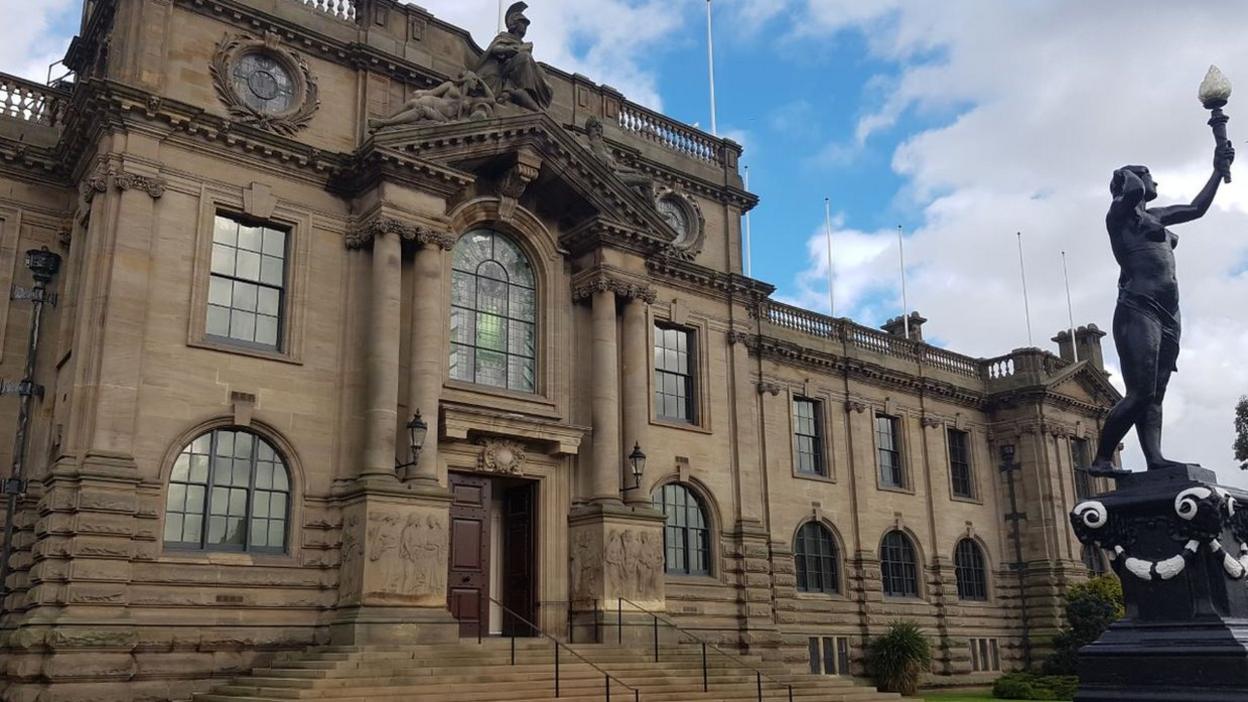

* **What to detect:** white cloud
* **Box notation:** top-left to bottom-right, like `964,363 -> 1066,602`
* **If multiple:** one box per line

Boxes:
0,0 -> 76,82
784,0 -> 1248,484
404,0 -> 689,110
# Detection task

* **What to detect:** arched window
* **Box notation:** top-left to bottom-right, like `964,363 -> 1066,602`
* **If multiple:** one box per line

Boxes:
653,483 -> 711,576
954,538 -> 989,601
450,229 -> 536,393
880,531 -> 919,598
163,428 -> 291,553
794,522 -> 840,594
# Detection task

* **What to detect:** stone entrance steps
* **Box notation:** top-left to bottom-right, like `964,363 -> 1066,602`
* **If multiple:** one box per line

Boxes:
192,639 -> 913,702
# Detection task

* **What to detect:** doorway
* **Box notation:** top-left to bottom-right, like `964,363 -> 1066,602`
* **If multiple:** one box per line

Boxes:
447,471 -> 537,638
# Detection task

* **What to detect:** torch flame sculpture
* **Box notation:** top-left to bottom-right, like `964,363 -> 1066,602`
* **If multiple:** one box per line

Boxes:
1200,65 -> 1233,183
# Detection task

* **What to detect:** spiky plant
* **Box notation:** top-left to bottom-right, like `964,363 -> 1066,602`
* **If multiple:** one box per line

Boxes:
866,620 -> 932,695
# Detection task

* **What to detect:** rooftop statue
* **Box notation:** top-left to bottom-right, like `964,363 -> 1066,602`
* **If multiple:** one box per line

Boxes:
585,116 -> 653,196
476,2 -> 553,112
368,71 -> 496,131
1090,70 -> 1235,475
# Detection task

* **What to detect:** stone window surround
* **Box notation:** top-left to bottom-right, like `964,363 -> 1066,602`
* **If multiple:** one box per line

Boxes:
187,186 -> 311,364
787,386 -> 838,484
154,417 -> 304,565
944,426 -> 984,505
648,311 -> 713,434
873,411 -> 913,494
953,537 -> 991,603
651,476 -> 722,582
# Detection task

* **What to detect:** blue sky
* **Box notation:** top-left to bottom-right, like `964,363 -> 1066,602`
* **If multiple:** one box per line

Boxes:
7,0 -> 1248,480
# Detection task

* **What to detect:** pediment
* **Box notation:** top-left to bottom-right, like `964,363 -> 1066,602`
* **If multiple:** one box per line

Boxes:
1047,362 -> 1123,408
366,113 -> 682,253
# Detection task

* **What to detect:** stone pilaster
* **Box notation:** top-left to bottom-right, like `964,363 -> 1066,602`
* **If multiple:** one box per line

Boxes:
588,288 -> 621,504
620,296 -> 649,505
405,237 -> 451,485
728,521 -> 781,652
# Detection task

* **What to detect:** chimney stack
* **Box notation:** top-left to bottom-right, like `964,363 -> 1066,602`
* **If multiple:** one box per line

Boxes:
1051,324 -> 1106,372
881,311 -> 928,342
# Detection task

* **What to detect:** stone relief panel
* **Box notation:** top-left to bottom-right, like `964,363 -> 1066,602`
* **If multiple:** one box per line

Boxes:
338,504 -> 449,607
570,526 -> 663,604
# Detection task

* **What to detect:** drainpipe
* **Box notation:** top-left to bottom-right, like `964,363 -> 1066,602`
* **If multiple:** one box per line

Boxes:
0,247 -> 62,615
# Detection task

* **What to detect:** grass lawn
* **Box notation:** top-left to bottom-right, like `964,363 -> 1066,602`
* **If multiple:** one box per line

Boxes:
920,690 -> 1066,702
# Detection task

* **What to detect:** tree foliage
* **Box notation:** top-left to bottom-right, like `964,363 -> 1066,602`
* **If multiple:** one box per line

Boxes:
866,620 -> 932,696
1043,576 -> 1124,675
1236,395 -> 1248,469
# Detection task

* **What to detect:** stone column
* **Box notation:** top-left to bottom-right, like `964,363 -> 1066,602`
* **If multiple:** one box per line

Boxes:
620,294 -> 651,505
590,287 -> 621,504
405,235 -> 450,485
362,226 -> 402,483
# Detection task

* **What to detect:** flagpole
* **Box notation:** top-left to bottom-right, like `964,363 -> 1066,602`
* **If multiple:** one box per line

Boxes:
1061,250 -> 1079,362
824,198 -> 835,317
897,225 -> 910,339
706,0 -> 718,136
498,0 -> 505,32
743,166 -> 753,277
1017,232 -> 1034,346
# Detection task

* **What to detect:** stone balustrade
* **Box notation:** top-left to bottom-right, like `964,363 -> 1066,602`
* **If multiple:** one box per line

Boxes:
0,74 -> 67,127
296,0 -> 357,22
618,101 -> 722,165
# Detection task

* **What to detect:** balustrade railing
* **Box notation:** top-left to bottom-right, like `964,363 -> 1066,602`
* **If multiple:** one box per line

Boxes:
295,0 -> 357,22
0,75 -> 67,127
983,354 -> 1015,380
618,101 -> 721,165
764,300 -> 839,339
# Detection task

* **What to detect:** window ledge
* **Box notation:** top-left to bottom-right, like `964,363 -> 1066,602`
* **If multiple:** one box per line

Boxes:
664,574 -> 721,587
954,598 -> 994,607
189,337 -> 302,365
794,591 -> 846,601
950,495 -> 984,506
158,548 -> 297,566
875,484 -> 916,496
443,380 -> 560,417
881,595 -> 927,603
792,470 -> 836,484
651,418 -> 713,435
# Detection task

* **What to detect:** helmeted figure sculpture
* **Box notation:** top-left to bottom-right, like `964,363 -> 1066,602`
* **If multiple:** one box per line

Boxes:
476,2 -> 554,113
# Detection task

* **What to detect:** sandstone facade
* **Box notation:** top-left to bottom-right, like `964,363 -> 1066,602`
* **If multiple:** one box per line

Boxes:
0,2 -> 1117,700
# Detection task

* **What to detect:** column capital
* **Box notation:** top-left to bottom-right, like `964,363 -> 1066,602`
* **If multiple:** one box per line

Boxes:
346,215 -> 456,250
571,272 -> 656,304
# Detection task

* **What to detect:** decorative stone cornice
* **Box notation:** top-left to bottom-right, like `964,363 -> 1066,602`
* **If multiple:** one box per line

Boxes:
726,330 -> 753,346
570,273 -> 657,304
113,171 -> 166,199
345,215 -> 455,250
81,162 -> 166,201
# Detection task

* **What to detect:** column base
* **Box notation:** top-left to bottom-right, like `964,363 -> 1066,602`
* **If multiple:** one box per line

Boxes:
329,605 -> 460,646
568,503 -> 667,611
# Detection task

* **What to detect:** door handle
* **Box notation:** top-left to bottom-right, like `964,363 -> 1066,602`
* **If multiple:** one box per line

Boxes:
461,575 -> 471,583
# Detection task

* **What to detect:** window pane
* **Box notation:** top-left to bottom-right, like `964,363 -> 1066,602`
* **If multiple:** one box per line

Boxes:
236,250 -> 261,281
214,216 -> 239,245
238,224 -> 263,252
260,256 -> 283,287
211,244 -> 235,276
262,228 -> 286,257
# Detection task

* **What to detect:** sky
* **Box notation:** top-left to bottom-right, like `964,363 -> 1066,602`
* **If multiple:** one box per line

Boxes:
6,0 -> 1248,484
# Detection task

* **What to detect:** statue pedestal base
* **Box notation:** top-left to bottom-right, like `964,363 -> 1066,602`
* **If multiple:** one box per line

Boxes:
1072,466 -> 1248,701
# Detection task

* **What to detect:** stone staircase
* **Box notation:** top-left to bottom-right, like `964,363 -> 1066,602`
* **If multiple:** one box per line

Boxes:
190,638 -> 914,702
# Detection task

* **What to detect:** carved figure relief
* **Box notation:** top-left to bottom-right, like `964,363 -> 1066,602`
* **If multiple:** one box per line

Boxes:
603,528 -> 665,601
585,116 -> 654,198
337,512 -> 363,599
210,33 -> 320,136
368,71 -> 497,131
570,530 -> 601,604
361,510 -> 447,597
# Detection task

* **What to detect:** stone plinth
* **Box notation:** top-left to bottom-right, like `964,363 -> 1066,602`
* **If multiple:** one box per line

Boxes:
1070,466 -> 1248,701
567,502 -> 667,644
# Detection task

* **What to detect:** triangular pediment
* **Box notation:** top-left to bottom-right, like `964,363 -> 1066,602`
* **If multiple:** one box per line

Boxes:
366,112 -> 681,250
1047,361 -> 1123,408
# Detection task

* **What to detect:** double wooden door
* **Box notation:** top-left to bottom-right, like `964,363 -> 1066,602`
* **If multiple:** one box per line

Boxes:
447,472 -> 536,638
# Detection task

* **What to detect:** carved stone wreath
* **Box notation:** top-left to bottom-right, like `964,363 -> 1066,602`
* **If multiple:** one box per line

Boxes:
478,438 -> 527,475
210,32 -> 320,136
653,186 -> 706,261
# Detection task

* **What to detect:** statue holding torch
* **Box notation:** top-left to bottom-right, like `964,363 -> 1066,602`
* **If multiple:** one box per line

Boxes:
1089,66 -> 1236,475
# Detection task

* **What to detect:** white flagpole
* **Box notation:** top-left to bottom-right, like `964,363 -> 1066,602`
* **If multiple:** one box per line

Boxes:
743,166 -> 753,277
897,225 -> 910,339
1062,250 -> 1079,362
498,0 -> 505,32
706,0 -> 718,136
824,199 -> 835,317
1017,232 -> 1034,346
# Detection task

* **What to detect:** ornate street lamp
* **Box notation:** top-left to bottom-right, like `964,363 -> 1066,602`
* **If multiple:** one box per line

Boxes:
395,410 -> 428,474
628,442 -> 646,490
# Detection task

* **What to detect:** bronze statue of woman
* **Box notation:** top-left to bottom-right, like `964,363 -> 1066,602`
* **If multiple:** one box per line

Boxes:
1090,142 -> 1234,474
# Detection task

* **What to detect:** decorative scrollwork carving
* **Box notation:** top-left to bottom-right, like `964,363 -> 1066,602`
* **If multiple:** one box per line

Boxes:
210,33 -> 320,136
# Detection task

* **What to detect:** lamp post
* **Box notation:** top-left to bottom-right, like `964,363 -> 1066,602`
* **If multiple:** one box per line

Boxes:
0,247 -> 61,610
394,410 -> 428,479
627,442 -> 646,492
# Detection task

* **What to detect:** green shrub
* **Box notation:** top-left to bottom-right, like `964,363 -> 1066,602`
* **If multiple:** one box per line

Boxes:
992,672 -> 1078,700
1043,575 -> 1123,675
866,620 -> 931,696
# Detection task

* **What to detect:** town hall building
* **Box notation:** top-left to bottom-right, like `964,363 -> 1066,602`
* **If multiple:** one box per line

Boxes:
0,1 -> 1119,700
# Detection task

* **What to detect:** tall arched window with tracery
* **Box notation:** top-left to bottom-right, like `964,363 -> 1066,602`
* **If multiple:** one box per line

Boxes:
163,428 -> 291,553
450,229 -> 537,393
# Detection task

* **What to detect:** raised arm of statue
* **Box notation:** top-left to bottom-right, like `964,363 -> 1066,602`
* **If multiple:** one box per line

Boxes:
1153,143 -> 1236,226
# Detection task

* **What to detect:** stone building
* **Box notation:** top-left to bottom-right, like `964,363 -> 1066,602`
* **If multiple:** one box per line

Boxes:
0,1 -> 1119,700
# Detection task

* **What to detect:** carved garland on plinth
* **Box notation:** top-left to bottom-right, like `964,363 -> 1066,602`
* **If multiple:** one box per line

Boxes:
210,33 -> 320,136
1071,485 -> 1248,582
570,274 -> 657,304
345,216 -> 456,250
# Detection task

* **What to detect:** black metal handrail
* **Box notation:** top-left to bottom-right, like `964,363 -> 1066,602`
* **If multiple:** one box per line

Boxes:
617,596 -> 793,702
478,594 -> 640,701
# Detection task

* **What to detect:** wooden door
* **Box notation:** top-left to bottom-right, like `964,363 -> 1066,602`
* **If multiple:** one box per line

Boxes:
448,472 -> 491,638
502,482 -> 536,636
